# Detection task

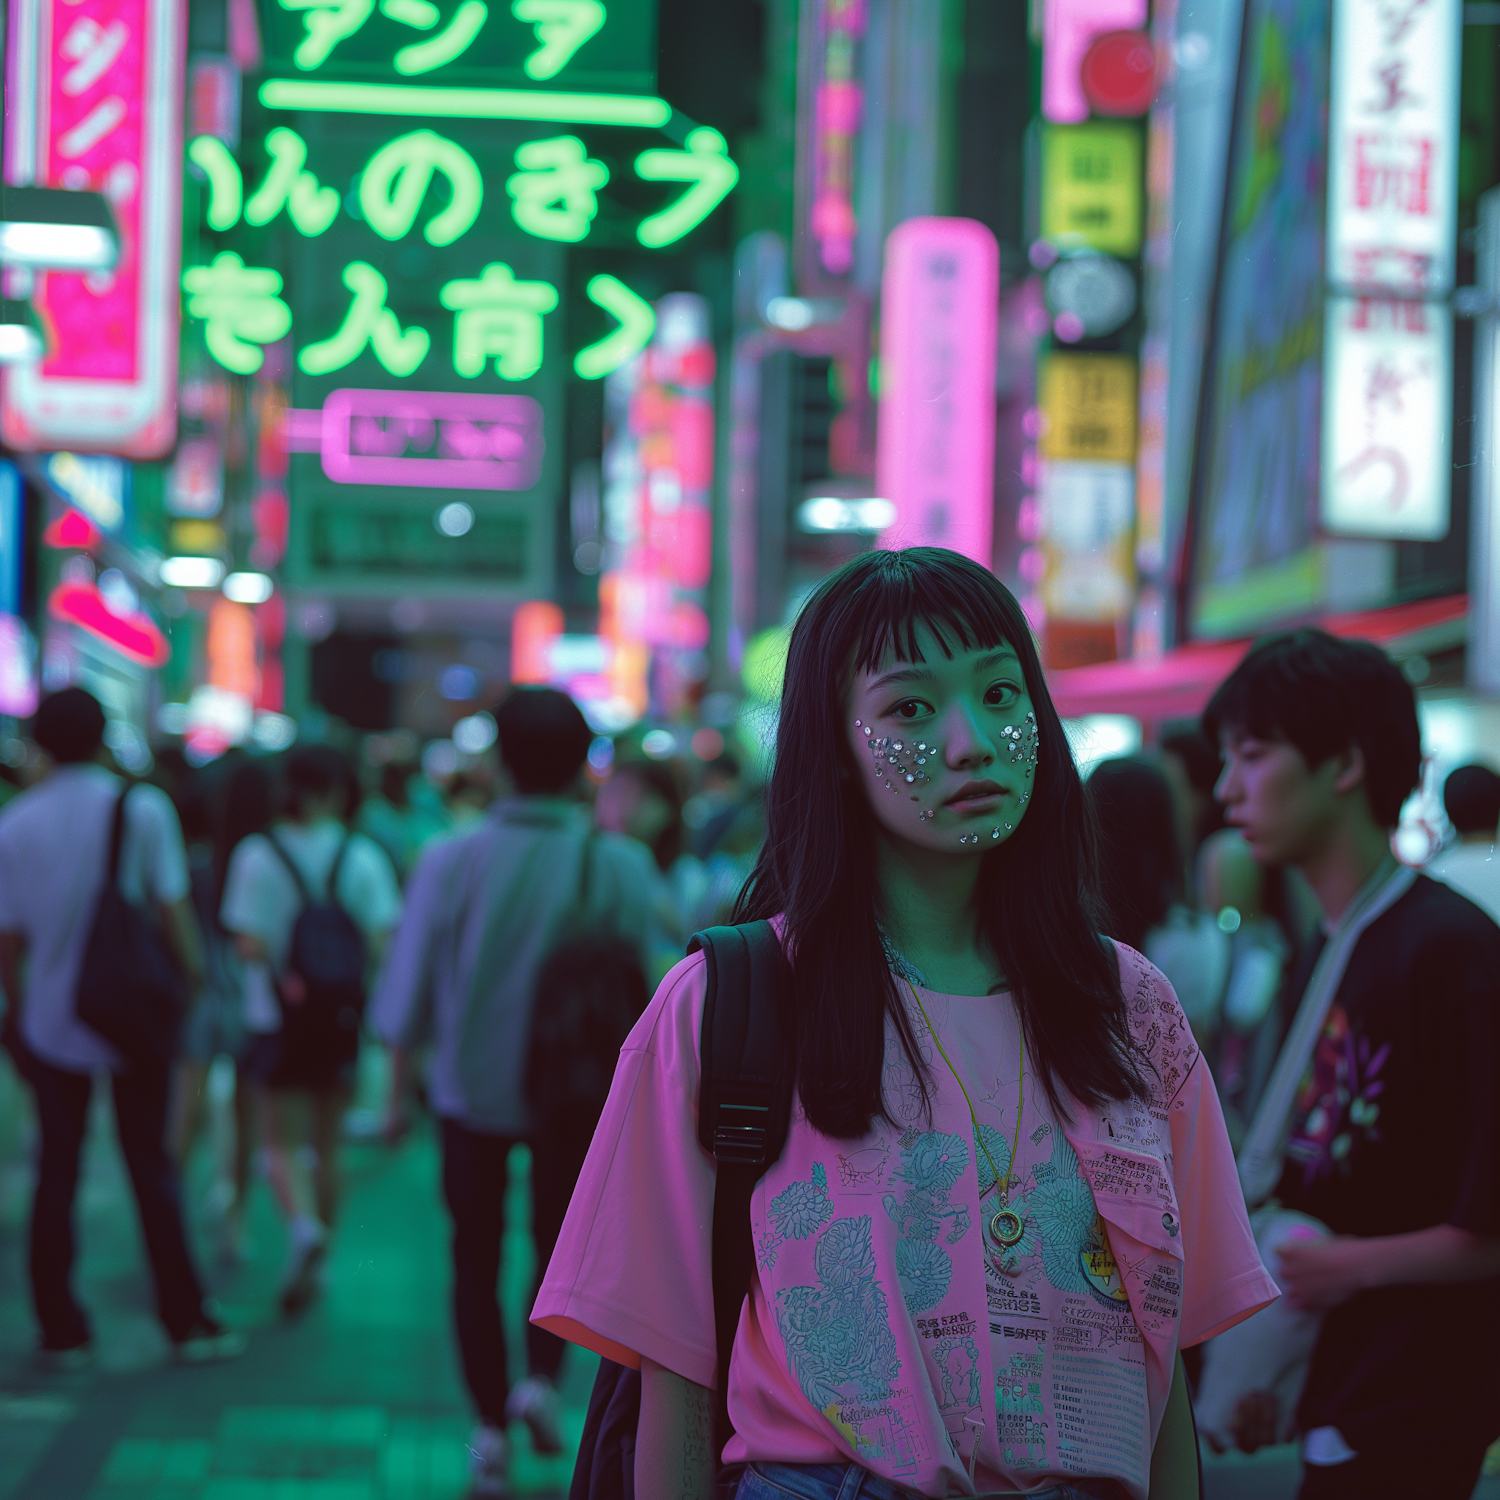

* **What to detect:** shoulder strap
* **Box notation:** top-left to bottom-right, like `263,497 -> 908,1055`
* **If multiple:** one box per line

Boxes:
264,830 -> 313,907
107,787 -> 130,885
326,831 -> 353,907
688,920 -> 792,1466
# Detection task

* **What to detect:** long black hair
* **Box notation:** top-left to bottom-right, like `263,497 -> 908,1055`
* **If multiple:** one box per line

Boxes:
733,548 -> 1148,1138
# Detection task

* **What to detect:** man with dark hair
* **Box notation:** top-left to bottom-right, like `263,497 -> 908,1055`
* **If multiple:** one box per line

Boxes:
371,687 -> 656,1498
1202,631 -> 1500,1498
0,688 -> 244,1366
1428,765 -> 1500,924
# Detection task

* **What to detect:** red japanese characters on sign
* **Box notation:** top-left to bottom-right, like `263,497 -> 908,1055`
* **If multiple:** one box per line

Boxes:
1327,0 -> 1460,295
2,0 -> 186,456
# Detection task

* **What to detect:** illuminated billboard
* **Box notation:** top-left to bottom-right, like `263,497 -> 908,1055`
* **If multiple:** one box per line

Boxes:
2,0 -> 186,456
1188,0 -> 1331,638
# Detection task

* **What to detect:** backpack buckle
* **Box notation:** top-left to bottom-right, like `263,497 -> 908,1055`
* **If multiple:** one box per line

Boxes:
712,1098 -> 770,1164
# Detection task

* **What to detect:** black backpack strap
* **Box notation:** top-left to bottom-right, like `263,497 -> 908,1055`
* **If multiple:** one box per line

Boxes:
107,787 -> 130,885
688,920 -> 792,1467
264,830 -> 313,907
326,831 -> 353,905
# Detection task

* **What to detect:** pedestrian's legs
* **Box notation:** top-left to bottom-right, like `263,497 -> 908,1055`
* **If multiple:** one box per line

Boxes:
526,1124 -> 593,1383
27,1058 -> 92,1350
169,1057 -> 211,1168
310,1085 -> 353,1230
440,1118 -> 513,1426
110,1062 -> 207,1341
257,1085 -> 315,1223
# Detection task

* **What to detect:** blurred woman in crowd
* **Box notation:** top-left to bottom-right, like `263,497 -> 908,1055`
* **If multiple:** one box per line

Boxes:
1089,756 -> 1230,1045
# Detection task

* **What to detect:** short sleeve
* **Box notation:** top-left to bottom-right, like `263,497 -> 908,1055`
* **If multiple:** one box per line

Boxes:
132,785 -> 191,906
219,837 -> 273,940
1169,1047 -> 1281,1346
341,834 -> 401,938
531,952 -> 719,1387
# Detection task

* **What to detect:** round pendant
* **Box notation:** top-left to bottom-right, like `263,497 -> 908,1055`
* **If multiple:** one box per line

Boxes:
990,1208 -> 1025,1247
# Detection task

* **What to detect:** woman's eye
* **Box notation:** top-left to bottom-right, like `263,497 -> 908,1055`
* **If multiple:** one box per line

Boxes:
984,682 -> 1020,707
892,699 -> 928,720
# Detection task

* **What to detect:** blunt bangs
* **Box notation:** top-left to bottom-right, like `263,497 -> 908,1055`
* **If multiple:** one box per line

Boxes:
824,548 -> 1033,679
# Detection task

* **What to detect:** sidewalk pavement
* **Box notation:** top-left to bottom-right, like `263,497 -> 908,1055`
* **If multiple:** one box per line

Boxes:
0,1055 -> 593,1500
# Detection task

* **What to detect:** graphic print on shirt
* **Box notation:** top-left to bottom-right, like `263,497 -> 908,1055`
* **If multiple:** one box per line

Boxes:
759,1161 -> 836,1270
773,1214 -> 906,1459
996,1345 -> 1049,1470
884,1129 -> 973,1311
1285,1002 -> 1388,1185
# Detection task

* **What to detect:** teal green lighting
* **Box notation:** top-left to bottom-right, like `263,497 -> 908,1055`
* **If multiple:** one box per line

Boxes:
635,127 -> 738,248
187,137 -> 243,230
299,262 -> 430,375
440,262 -> 558,380
258,78 -> 672,126
512,0 -> 604,79
395,0 -> 488,73
506,136 -> 607,242
361,130 -> 483,244
380,0 -> 438,24
183,253 -> 293,375
574,274 -> 653,379
280,0 -> 374,69
244,128 -> 340,235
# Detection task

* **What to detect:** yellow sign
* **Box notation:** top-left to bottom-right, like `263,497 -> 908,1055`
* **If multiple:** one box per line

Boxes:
1038,354 -> 1138,463
1040,125 -> 1143,257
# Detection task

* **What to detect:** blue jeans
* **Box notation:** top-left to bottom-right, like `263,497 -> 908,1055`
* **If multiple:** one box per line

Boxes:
736,1463 -> 1124,1500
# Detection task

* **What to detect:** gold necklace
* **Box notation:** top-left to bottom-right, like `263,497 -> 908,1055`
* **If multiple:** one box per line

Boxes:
905,980 -> 1028,1265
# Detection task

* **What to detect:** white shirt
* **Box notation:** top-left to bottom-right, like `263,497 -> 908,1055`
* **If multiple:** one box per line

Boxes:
219,820 -> 402,1033
0,764 -> 190,1071
1426,841 -> 1500,926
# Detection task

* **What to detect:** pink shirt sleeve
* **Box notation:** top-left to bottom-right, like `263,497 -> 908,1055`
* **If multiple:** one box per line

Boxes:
531,951 -> 720,1388
1141,945 -> 1280,1345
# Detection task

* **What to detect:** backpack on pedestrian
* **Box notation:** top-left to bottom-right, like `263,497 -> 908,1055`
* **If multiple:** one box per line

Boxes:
567,919 -> 793,1500
523,835 -> 650,1142
76,787 -> 189,1066
265,832 -> 367,1086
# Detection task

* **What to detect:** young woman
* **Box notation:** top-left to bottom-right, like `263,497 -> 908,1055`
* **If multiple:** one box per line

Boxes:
536,549 -> 1275,1500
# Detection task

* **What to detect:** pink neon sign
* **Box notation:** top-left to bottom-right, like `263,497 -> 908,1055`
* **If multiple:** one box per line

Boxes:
288,390 -> 545,489
1043,0 -> 1148,124
1,0 -> 184,456
875,217 -> 999,565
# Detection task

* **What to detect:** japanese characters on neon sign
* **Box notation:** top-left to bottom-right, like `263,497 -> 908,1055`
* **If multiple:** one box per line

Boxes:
2,0 -> 185,456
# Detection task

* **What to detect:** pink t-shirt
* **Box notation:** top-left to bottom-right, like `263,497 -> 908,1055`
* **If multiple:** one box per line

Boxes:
534,939 -> 1277,1498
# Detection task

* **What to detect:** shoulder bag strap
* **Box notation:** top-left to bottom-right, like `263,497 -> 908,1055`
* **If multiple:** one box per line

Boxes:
107,787 -> 130,887
264,830 -> 313,909
326,831 -> 353,907
690,919 -> 792,1465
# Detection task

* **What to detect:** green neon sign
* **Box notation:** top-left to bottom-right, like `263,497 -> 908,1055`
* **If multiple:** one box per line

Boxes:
635,127 -> 738,247
361,129 -> 483,243
187,137 -> 242,230
299,262 -> 431,376
513,0 -> 605,78
281,0 -> 375,69
574,274 -> 653,379
440,262 -> 558,380
393,0 -> 489,73
245,127 -> 340,235
183,253 -> 293,374
258,78 -> 671,125
506,135 -> 607,242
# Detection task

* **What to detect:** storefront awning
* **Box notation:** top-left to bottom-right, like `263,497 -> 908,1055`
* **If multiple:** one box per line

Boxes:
1046,594 -> 1468,723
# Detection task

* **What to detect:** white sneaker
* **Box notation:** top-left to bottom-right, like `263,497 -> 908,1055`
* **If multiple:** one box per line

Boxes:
467,1423 -> 511,1498
504,1374 -> 563,1454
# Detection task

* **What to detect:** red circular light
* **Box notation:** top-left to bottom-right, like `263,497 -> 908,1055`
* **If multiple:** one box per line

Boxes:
1080,30 -> 1158,117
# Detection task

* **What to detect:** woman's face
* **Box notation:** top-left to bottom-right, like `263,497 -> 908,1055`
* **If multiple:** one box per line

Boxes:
846,627 -> 1039,855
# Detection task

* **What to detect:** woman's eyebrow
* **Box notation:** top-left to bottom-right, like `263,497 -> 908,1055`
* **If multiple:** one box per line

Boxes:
978,649 -> 1020,671
867,664 -> 933,693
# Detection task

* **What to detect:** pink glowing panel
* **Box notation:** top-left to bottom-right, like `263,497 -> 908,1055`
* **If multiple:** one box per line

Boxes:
2,0 -> 185,456
318,389 -> 544,490
875,217 -> 1000,566
1043,0 -> 1147,124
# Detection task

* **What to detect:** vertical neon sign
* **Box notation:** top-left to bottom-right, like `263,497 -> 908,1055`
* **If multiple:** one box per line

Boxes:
2,0 -> 186,456
875,217 -> 999,565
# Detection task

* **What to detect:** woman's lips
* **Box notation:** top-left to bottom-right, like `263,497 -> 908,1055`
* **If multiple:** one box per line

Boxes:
944,781 -> 1006,813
